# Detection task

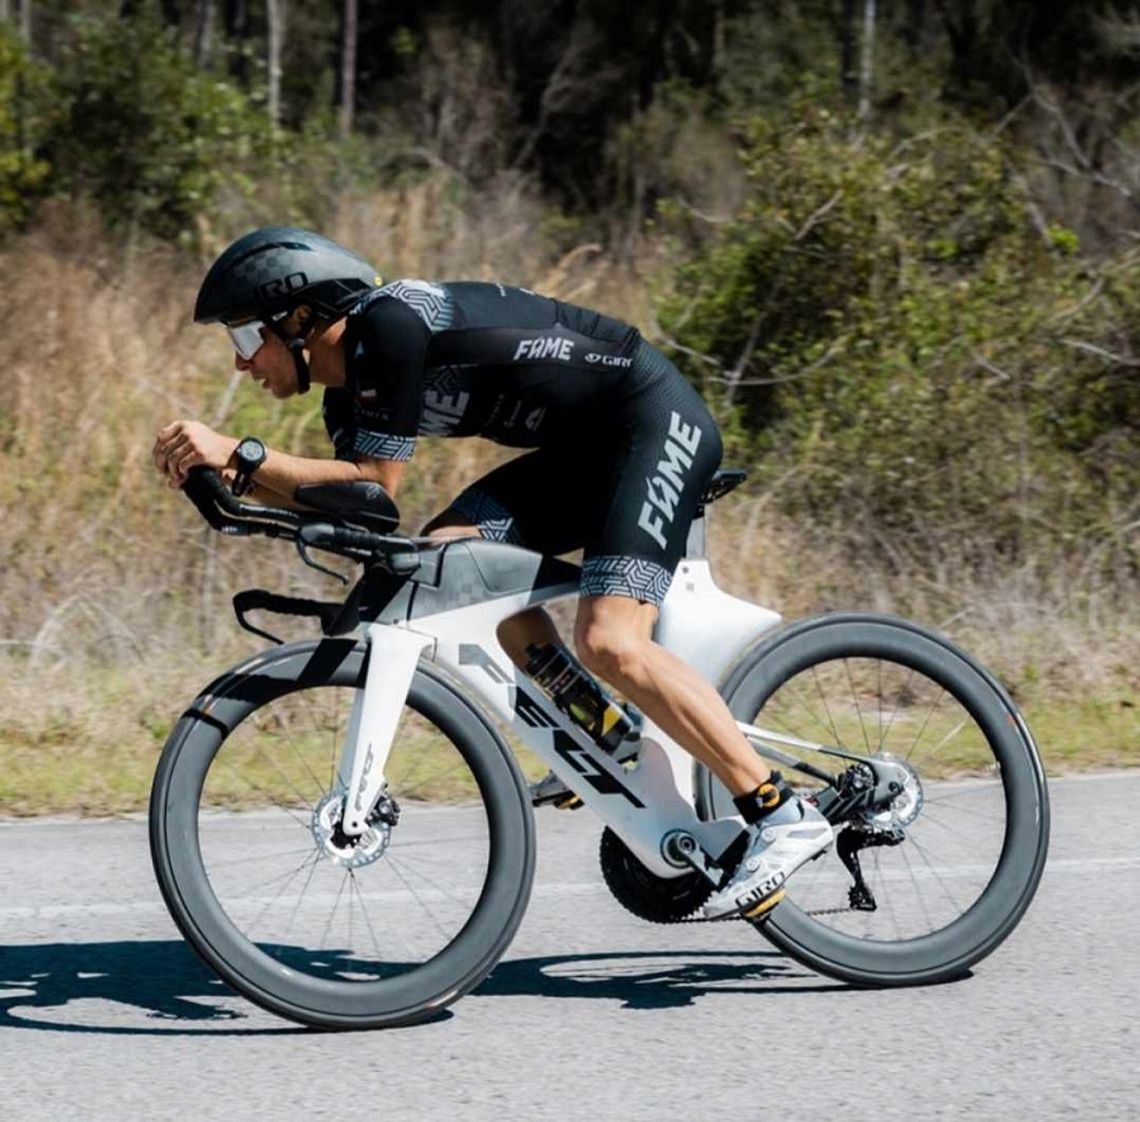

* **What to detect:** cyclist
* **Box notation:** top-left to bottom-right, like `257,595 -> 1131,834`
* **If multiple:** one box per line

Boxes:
153,226 -> 832,919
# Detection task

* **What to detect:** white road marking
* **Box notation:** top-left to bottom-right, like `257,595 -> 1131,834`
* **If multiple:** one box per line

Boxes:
0,856 -> 1135,925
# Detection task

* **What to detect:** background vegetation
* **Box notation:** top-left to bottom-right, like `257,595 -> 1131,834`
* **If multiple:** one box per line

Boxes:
2,0 -> 1139,812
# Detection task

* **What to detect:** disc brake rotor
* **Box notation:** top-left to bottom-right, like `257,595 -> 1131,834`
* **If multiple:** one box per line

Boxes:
311,790 -> 391,868
861,753 -> 924,830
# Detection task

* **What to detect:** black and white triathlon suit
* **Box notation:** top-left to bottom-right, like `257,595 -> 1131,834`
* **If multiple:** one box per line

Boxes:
322,280 -> 723,607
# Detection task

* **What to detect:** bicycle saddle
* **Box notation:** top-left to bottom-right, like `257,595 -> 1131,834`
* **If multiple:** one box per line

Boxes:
700,468 -> 747,505
294,481 -> 400,532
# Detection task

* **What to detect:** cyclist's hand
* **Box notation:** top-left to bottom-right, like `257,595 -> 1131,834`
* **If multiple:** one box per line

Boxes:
154,421 -> 238,489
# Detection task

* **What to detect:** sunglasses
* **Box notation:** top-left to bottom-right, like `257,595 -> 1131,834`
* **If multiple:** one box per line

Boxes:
225,311 -> 291,360
226,320 -> 268,360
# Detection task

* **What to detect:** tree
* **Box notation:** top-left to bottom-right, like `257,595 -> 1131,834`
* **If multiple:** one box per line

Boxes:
265,0 -> 283,126
224,0 -> 250,87
194,0 -> 215,69
339,0 -> 356,139
858,0 -> 876,121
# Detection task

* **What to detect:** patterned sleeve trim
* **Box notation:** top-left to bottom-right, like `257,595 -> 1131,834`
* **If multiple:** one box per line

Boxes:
580,555 -> 673,607
353,431 -> 417,462
448,487 -> 524,545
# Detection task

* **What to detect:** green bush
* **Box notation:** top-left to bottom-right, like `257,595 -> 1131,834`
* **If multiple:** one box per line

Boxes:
46,15 -> 279,244
0,25 -> 51,233
659,106 -> 1140,569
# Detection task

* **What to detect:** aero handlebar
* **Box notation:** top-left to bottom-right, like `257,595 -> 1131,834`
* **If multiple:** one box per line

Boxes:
181,467 -> 418,565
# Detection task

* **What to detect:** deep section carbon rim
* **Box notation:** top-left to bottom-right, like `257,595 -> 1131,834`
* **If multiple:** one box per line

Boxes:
151,642 -> 534,1027
699,615 -> 1048,983
196,684 -> 491,982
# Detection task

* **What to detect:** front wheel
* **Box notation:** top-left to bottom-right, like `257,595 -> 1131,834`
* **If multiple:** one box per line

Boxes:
150,639 -> 535,1029
696,613 -> 1050,986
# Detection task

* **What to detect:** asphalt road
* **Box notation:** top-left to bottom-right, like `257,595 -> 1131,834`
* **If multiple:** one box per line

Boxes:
1,772 -> 1137,1122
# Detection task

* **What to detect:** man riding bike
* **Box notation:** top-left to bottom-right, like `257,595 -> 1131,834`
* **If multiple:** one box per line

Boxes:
152,226 -> 832,919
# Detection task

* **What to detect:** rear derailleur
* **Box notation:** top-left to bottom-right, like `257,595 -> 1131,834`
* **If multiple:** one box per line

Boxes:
816,762 -> 907,912
836,823 -> 904,911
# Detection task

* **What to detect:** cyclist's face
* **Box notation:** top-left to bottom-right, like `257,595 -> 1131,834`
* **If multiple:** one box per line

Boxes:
233,328 -> 298,397
231,308 -> 307,397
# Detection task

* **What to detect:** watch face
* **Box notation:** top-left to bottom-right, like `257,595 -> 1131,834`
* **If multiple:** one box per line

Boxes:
237,438 -> 265,465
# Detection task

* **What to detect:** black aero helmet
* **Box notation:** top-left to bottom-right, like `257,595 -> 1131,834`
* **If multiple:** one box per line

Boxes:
194,226 -> 381,326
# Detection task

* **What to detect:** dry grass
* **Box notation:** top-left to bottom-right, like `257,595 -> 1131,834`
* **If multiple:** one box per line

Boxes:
0,195 -> 1137,817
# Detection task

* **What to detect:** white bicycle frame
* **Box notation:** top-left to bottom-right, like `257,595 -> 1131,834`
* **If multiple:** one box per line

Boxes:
336,548 -> 785,880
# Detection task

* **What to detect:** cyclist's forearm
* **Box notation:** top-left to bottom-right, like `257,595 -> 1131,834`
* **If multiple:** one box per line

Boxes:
254,448 -> 406,499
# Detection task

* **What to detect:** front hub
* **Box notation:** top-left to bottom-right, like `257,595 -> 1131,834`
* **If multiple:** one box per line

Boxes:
311,790 -> 390,868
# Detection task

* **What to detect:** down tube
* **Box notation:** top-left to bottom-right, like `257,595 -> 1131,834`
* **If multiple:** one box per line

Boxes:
428,598 -> 741,878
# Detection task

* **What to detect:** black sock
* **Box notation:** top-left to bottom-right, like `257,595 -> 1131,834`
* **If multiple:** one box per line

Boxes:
733,771 -> 793,824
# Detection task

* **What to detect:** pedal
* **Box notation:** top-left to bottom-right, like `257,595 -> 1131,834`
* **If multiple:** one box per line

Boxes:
529,772 -> 584,810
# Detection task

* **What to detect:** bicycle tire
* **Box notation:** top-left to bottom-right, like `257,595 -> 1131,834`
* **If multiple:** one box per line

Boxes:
149,638 -> 535,1029
695,613 -> 1050,986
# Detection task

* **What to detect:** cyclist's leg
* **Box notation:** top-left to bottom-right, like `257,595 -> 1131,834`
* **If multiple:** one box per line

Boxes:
422,449 -> 594,664
573,344 -> 832,913
574,594 -> 769,795
564,348 -> 768,795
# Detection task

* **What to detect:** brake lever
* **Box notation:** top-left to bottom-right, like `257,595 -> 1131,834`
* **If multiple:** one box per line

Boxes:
295,538 -> 350,584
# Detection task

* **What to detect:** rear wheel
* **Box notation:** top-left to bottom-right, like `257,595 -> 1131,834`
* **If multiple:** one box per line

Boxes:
696,614 -> 1050,986
150,640 -> 535,1028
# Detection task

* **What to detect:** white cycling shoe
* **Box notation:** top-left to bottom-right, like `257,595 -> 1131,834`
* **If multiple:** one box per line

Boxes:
702,799 -> 834,920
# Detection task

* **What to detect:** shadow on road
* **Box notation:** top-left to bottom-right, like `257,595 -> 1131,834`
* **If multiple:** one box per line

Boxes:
0,940 -> 852,1034
0,940 -> 315,1036
480,949 -> 850,1009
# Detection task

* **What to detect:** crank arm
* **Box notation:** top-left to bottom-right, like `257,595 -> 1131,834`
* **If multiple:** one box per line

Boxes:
661,829 -> 748,888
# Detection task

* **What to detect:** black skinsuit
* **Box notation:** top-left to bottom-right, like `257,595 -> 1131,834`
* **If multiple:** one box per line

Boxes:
322,280 -> 722,606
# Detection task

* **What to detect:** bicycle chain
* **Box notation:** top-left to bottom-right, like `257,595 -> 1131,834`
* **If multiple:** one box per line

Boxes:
666,906 -> 856,924
598,828 -> 856,924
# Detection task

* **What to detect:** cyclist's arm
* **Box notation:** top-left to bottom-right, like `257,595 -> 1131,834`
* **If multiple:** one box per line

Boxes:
154,420 -> 406,502
246,450 -> 406,502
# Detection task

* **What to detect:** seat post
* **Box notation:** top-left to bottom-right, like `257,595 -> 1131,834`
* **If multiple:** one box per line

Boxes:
684,506 -> 707,560
684,468 -> 747,561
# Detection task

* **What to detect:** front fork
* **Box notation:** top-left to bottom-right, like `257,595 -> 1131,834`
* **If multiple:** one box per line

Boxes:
337,623 -> 434,837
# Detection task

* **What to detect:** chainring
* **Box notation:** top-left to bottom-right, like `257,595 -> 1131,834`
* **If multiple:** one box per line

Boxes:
598,827 -> 715,923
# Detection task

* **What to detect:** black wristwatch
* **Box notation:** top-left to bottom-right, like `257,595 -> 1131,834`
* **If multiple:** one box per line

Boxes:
232,436 -> 267,497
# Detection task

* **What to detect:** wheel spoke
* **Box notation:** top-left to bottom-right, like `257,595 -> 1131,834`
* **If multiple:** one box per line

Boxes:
843,658 -> 873,753
348,870 -> 388,970
279,851 -> 323,948
898,842 -> 937,936
318,869 -> 352,951
808,665 -> 843,746
242,851 -> 323,936
877,666 -> 917,750
705,633 -> 1043,965
380,854 -> 456,943
904,833 -> 965,916
183,678 -> 500,1004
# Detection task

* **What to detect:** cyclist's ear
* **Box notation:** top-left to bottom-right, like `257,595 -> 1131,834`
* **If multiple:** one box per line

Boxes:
283,304 -> 314,337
